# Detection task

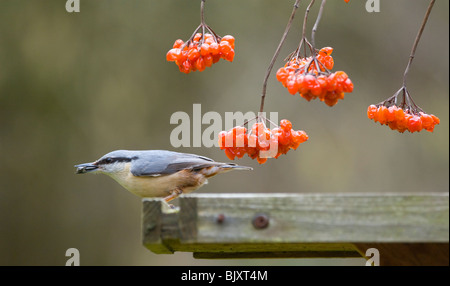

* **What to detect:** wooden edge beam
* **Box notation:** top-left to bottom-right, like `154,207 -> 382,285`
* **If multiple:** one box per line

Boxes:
193,250 -> 362,259
353,243 -> 449,266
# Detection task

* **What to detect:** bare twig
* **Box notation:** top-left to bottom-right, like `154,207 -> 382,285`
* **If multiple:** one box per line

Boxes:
180,0 -> 222,50
402,0 -> 435,87
200,0 -> 206,25
259,0 -> 302,113
299,0 -> 315,57
311,0 -> 326,49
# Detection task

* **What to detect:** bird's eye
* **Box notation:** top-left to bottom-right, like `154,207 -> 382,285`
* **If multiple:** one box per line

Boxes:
99,157 -> 114,165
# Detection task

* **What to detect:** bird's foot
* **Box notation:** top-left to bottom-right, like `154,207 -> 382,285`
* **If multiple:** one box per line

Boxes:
164,187 -> 183,203
161,200 -> 180,213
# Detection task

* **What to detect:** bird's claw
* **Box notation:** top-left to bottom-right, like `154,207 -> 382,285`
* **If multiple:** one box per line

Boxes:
164,188 -> 184,203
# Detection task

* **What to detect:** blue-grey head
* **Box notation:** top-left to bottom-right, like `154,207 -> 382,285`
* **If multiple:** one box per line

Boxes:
75,150 -> 138,175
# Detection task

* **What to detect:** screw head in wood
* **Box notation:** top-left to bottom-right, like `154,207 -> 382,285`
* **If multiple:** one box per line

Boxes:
252,214 -> 269,229
216,213 -> 225,224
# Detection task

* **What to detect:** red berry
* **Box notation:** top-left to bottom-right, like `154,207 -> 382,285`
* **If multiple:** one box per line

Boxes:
276,68 -> 288,83
179,61 -> 191,74
224,49 -> 235,62
166,49 -> 180,62
195,57 -> 206,72
219,41 -> 232,55
224,148 -> 235,160
218,131 -> 227,149
386,106 -> 396,122
248,134 -> 258,148
221,35 -> 235,49
200,44 -> 211,56
286,80 -> 298,95
203,55 -> 213,67
256,157 -> 267,164
187,48 -> 200,62
367,105 -> 377,120
280,119 -> 292,131
420,113 -> 433,130
173,39 -> 184,49
407,115 -> 423,133
193,33 -> 202,42
378,106 -> 388,125
431,114 -> 440,125
319,47 -> 333,56
209,42 -> 220,55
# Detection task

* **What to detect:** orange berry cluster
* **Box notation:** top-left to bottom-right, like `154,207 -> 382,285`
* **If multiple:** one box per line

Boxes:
166,33 -> 235,74
276,47 -> 354,106
218,119 -> 308,164
367,105 -> 440,133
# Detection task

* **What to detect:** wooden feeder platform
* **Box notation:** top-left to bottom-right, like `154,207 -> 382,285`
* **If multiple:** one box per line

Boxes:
142,192 -> 449,266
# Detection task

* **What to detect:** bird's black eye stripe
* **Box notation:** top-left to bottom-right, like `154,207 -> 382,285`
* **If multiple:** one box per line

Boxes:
97,157 -> 132,165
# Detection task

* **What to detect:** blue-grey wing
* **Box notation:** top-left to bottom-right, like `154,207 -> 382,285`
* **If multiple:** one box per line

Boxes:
130,150 -> 222,177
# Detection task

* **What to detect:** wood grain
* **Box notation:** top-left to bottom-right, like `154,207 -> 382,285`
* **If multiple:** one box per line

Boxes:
142,192 -> 449,263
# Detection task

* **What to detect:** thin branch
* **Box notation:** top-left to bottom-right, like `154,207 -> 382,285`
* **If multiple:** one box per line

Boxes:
259,0 -> 302,113
265,117 -> 279,128
199,0 -> 206,44
301,0 -> 316,57
205,24 -> 221,42
402,0 -> 435,87
311,0 -> 326,48
200,0 -> 206,25
180,24 -> 202,50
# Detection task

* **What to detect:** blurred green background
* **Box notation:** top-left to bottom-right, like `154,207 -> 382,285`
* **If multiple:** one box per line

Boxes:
0,0 -> 448,266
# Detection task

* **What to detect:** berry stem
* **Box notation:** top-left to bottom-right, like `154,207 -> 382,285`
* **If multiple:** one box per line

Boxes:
405,89 -> 424,114
205,24 -> 221,42
298,0 -> 316,58
402,0 -> 435,87
241,116 -> 258,128
399,87 -> 407,109
181,24 -> 202,49
180,0 -> 222,51
199,0 -> 221,42
200,0 -> 206,25
265,117 -> 279,128
259,0 -> 302,114
200,0 -> 207,44
311,0 -> 326,49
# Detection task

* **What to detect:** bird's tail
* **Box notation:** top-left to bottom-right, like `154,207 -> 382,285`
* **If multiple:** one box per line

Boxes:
198,163 -> 252,177
222,164 -> 253,171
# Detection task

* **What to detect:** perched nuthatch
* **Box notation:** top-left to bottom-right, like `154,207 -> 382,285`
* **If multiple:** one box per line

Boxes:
75,150 -> 252,202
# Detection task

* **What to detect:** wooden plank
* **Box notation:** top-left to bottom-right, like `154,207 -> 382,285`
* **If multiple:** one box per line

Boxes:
179,196 -> 197,241
187,193 -> 448,243
142,193 -> 449,260
142,199 -> 177,254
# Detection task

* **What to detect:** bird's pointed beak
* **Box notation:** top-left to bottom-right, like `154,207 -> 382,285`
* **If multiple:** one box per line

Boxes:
75,162 -> 99,174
